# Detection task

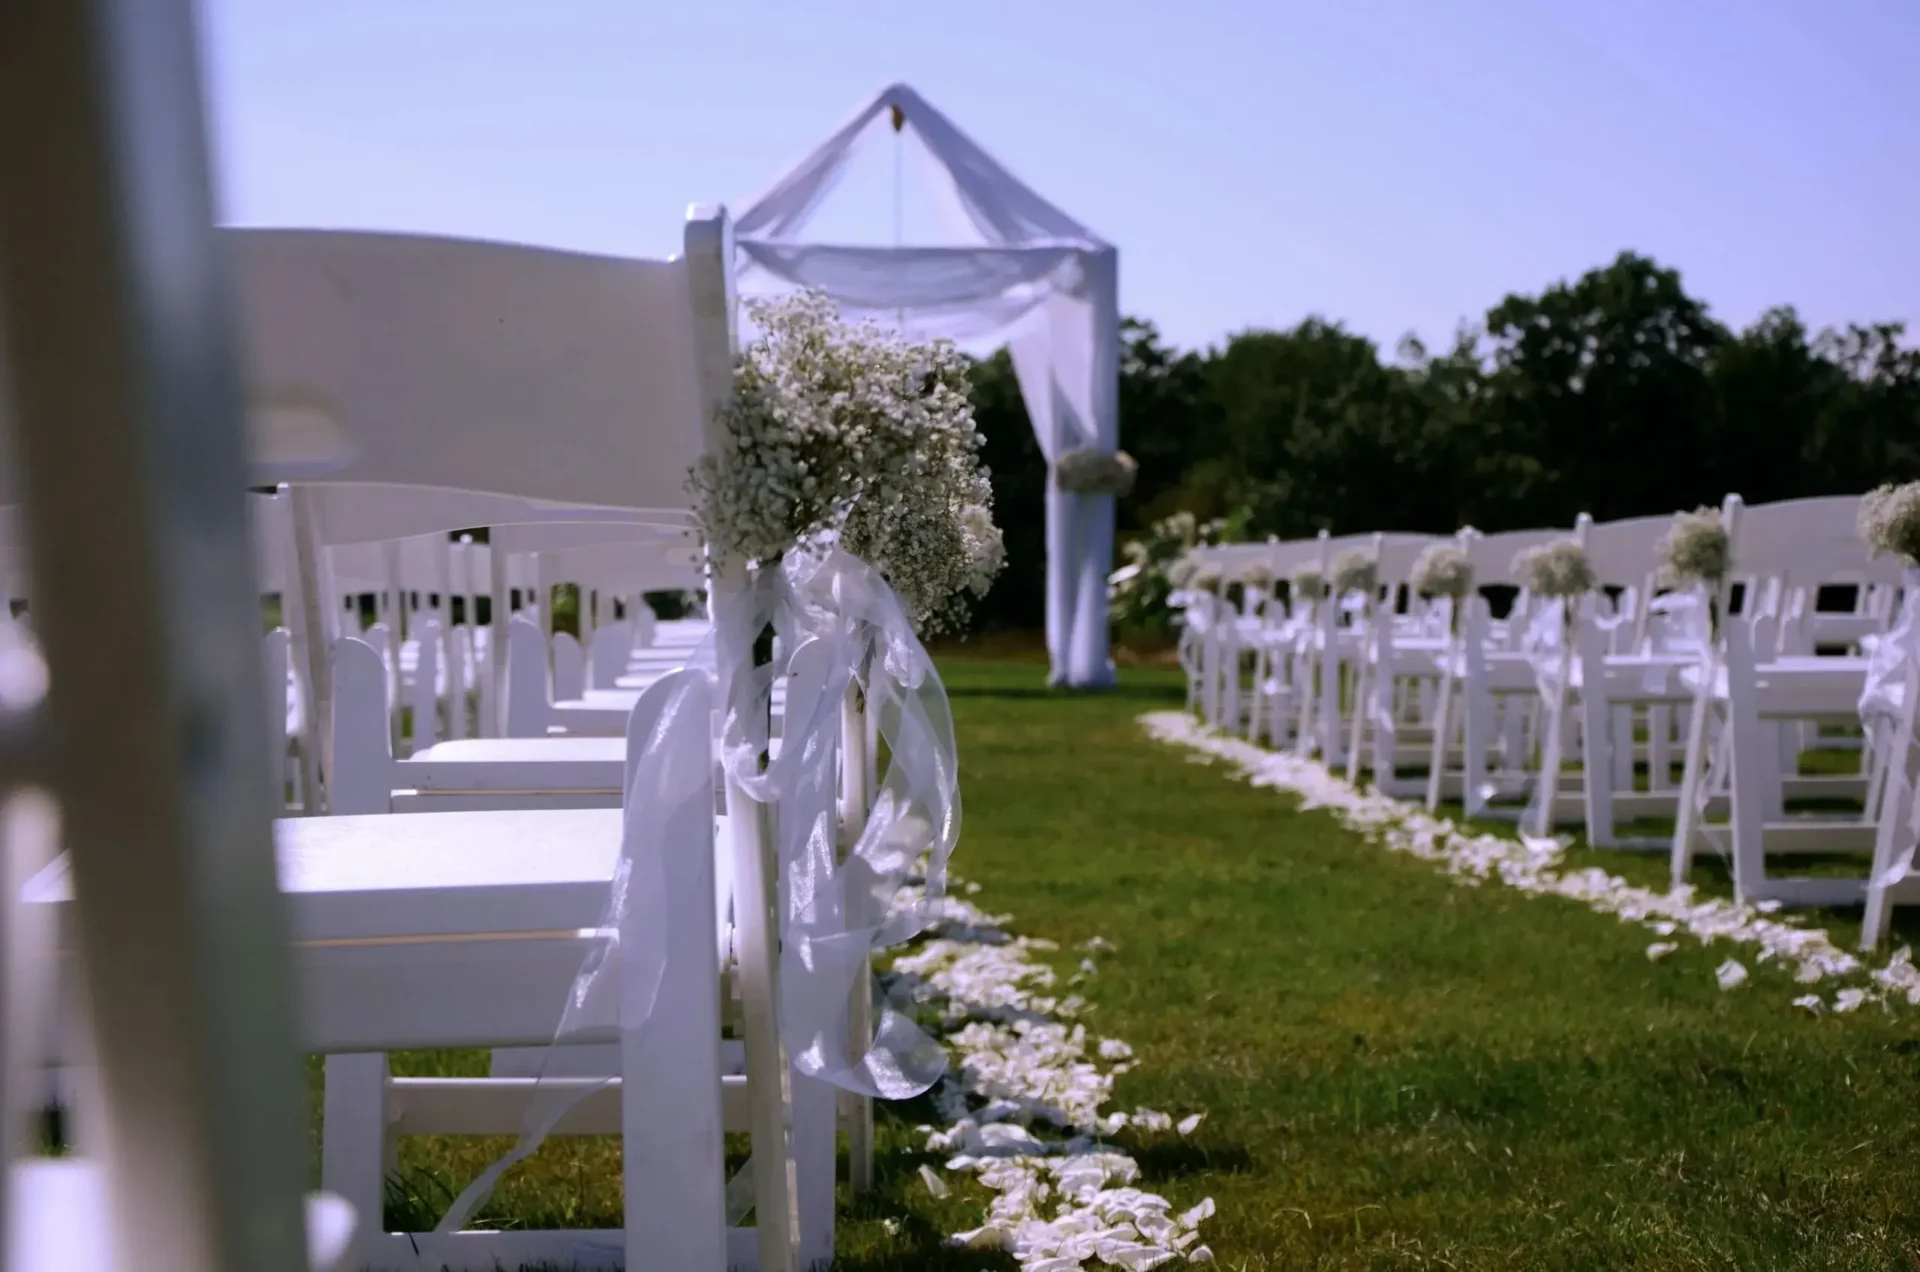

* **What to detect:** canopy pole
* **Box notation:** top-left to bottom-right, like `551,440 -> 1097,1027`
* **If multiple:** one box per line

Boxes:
891,102 -> 905,332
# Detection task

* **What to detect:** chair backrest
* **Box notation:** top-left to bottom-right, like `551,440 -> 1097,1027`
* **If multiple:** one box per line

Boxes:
1374,533 -> 1446,587
1461,527 -> 1563,586
502,615 -> 552,738
552,632 -> 586,701
1729,493 -> 1895,596
1315,532 -> 1374,573
239,210 -> 734,762
591,621 -> 638,687
544,539 -> 706,597
327,636 -> 392,814
237,226 -> 716,518
1579,513 -> 1670,589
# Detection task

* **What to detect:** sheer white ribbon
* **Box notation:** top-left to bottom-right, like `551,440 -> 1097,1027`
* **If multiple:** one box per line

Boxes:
1860,571 -> 1920,724
425,547 -> 960,1243
1862,570 -> 1920,890
714,548 -> 956,1099
1521,598 -> 1574,834
429,665 -> 719,1240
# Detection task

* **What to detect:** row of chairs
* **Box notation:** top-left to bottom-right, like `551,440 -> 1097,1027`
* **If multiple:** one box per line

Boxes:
12,205 -> 921,1272
1177,493 -> 1920,948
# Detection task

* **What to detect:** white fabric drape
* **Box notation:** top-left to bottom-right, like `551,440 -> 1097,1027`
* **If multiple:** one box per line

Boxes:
736,83 -> 1119,687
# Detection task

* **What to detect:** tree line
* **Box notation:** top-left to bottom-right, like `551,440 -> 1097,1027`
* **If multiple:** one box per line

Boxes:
965,251 -> 1920,633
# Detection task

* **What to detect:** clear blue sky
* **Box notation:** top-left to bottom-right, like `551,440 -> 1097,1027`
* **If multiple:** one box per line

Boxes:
200,0 -> 1917,357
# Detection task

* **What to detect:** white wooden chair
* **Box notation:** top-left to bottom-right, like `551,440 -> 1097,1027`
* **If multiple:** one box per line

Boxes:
1423,527 -> 1563,816
228,209 -> 811,1271
1238,539 -> 1325,748
1347,533 -> 1446,796
0,7 -> 356,1265
1515,513 -> 1698,847
1669,495 -> 1894,907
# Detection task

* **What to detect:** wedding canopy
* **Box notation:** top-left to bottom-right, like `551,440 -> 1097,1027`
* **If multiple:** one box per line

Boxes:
735,83 -> 1119,688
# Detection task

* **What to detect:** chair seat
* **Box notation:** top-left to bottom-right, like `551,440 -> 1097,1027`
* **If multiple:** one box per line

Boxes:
1574,651 -> 1698,700
8,1159 -> 355,1272
1682,655 -> 1868,717
26,806 -> 737,1050
401,737 -> 627,791
28,808 -> 626,942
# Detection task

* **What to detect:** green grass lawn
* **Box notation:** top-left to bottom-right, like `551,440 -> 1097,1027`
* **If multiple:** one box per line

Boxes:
357,658 -> 1920,1269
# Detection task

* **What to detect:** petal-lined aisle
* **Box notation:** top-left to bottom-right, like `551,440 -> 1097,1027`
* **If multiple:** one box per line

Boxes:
890,885 -> 1217,1267
1140,710 -> 1920,1013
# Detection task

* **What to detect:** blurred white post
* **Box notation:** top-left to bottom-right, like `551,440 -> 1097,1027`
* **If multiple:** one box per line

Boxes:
0,1 -> 314,1267
686,205 -> 801,1272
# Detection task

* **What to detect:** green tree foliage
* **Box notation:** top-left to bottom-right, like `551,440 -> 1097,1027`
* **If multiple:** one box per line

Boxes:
960,251 -> 1920,633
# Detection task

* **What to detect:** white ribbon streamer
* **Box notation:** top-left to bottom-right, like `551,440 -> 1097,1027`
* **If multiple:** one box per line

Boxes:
715,547 -> 957,1099
429,666 -> 718,1239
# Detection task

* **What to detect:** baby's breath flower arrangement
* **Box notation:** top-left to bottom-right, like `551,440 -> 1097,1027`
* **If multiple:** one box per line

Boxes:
1410,544 -> 1474,600
960,504 -> 1005,601
1239,563 -> 1274,590
688,291 -> 1001,634
1110,510 -> 1232,634
1055,447 -> 1139,498
1657,507 -> 1731,587
1860,482 -> 1920,564
1290,568 -> 1328,604
1332,551 -> 1377,599
1512,540 -> 1596,599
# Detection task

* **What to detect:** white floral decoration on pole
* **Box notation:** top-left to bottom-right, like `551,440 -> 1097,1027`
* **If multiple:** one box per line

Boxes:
1289,568 -> 1328,604
1331,551 -> 1377,599
1110,512 -> 1231,628
1410,543 -> 1473,600
687,290 -> 1004,633
1512,540 -> 1596,599
1657,507 -> 1731,586
1411,543 -> 1473,635
1055,446 -> 1139,498
962,503 -> 1007,602
1861,482 -> 1920,564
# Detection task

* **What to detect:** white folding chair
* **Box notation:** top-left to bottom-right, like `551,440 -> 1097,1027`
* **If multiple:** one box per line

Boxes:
228,209 -> 809,1271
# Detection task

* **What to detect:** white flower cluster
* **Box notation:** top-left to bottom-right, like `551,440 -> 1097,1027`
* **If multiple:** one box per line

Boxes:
1056,447 -> 1139,497
1237,563 -> 1273,589
888,886 -> 1217,1268
1289,568 -> 1327,603
1410,543 -> 1474,599
1860,482 -> 1920,564
1512,539 -> 1595,598
687,291 -> 1003,634
1110,511 -> 1228,627
1331,551 -> 1376,597
1144,710 -> 1920,1014
1658,507 -> 1731,585
962,503 -> 1007,600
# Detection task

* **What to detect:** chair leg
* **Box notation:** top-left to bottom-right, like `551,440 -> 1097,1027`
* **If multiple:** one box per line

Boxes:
845,962 -> 874,1195
1670,688 -> 1716,889
322,1052 -> 392,1261
1425,672 -> 1455,812
793,1073 -> 837,1271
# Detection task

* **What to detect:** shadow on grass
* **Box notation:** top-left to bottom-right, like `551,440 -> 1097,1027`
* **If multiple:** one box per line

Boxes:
1127,1135 -> 1254,1182
944,682 -> 1187,704
829,1239 -> 1020,1272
